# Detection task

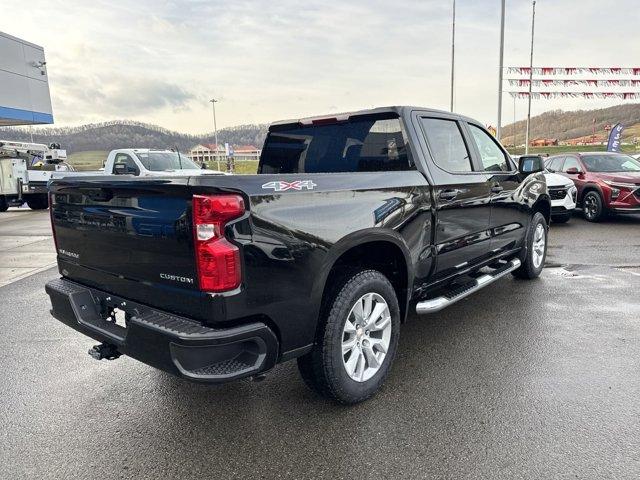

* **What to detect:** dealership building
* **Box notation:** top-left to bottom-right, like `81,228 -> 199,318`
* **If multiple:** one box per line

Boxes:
0,31 -> 53,126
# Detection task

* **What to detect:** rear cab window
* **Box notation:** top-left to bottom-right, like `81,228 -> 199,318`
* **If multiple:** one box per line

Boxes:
259,113 -> 414,173
419,117 -> 473,173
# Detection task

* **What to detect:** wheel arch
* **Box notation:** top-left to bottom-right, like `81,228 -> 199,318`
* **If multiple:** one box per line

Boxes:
580,183 -> 604,205
532,195 -> 551,225
312,229 -> 413,325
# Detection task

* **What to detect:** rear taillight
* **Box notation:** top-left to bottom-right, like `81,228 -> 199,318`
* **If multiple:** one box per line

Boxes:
192,194 -> 245,292
48,192 -> 59,252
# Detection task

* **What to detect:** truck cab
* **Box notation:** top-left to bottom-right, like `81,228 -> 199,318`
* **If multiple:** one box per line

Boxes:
45,106 -> 550,405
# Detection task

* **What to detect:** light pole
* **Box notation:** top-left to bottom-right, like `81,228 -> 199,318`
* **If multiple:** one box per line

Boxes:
450,0 -> 456,112
209,98 -> 220,171
496,0 -> 506,140
524,0 -> 536,154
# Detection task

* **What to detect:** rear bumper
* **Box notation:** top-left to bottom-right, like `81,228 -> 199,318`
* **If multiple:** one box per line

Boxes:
45,278 -> 279,383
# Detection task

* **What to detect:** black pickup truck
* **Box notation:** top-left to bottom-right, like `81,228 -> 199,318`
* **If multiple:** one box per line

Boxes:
46,106 -> 550,404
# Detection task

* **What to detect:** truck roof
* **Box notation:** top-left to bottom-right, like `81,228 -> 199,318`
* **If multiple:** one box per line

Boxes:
112,148 -> 175,153
269,106 -> 478,130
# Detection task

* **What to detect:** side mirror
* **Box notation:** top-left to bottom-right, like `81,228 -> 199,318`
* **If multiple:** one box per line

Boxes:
565,167 -> 581,175
518,155 -> 544,175
113,163 -> 128,175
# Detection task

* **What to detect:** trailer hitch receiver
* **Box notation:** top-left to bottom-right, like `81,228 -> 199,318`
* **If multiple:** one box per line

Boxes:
88,343 -> 122,361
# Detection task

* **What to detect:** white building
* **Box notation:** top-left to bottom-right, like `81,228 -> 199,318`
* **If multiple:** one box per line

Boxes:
188,144 -> 262,163
233,145 -> 262,161
188,144 -> 226,163
0,31 -> 53,126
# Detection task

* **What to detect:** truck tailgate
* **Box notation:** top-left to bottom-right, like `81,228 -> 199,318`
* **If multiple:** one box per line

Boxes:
50,177 -> 203,315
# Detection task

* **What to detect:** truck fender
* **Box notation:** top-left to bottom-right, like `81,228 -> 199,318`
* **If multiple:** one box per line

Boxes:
310,228 -> 414,321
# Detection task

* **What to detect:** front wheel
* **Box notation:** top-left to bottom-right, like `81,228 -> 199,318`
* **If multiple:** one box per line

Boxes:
0,196 -> 7,212
297,269 -> 400,404
512,212 -> 548,279
583,191 -> 604,222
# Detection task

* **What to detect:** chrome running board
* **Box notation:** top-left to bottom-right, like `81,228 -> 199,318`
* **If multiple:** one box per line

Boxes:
415,258 -> 521,314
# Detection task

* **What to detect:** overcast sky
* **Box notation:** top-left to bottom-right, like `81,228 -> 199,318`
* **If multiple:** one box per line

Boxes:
2,0 -> 639,133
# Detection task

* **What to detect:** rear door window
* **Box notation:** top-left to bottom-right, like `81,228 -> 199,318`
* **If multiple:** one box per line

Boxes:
259,114 -> 414,173
468,124 -> 512,172
419,118 -> 473,172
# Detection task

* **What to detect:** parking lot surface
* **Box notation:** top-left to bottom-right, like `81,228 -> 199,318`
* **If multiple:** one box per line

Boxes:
0,208 -> 56,287
1,210 -> 640,479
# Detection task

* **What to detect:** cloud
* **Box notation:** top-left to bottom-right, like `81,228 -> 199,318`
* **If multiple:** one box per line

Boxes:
106,78 -> 196,112
50,72 -> 197,124
1,0 -> 640,133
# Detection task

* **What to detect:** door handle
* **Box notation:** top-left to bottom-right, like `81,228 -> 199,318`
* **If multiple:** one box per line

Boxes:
490,184 -> 504,194
439,189 -> 459,201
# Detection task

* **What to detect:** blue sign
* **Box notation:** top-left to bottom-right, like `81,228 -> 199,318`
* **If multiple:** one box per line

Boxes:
607,123 -> 624,152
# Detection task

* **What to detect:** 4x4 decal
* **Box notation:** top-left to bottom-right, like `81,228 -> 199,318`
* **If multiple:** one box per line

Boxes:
261,180 -> 317,192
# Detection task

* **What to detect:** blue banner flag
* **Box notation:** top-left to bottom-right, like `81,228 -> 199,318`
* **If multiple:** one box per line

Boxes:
607,123 -> 624,152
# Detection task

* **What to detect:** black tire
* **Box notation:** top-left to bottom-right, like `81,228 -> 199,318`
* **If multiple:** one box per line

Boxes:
0,196 -> 8,212
512,211 -> 548,280
582,191 -> 605,222
26,194 -> 49,210
551,213 -> 571,224
297,269 -> 400,404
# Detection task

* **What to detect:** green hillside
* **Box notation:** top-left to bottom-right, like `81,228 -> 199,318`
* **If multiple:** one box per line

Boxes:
67,150 -> 108,171
501,103 -> 640,146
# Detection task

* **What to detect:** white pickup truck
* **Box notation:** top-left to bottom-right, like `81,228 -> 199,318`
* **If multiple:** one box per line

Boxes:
96,149 -> 226,177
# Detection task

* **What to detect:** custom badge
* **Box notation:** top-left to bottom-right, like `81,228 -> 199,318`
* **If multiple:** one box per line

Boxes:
261,180 -> 317,192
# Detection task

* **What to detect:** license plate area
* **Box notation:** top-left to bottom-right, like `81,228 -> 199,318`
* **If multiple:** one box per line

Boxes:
68,290 -> 135,345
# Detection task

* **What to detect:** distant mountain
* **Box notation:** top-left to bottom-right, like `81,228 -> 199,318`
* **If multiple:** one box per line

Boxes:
3,103 -> 639,153
0,120 -> 269,154
501,103 -> 640,145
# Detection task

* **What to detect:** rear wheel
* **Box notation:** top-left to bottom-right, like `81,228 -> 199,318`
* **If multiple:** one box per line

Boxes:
297,269 -> 400,404
513,212 -> 547,280
0,196 -> 7,212
26,194 -> 49,210
583,191 -> 604,222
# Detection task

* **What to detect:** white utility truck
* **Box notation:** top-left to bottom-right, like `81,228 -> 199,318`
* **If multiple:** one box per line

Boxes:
0,140 -> 73,211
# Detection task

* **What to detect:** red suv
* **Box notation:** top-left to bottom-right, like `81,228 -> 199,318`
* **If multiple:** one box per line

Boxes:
546,152 -> 640,222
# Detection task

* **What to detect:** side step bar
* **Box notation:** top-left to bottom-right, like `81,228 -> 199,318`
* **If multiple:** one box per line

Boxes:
415,258 -> 521,314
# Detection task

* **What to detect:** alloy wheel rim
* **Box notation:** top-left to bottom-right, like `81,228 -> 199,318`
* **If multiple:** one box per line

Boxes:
532,223 -> 546,268
341,292 -> 392,382
584,195 -> 597,218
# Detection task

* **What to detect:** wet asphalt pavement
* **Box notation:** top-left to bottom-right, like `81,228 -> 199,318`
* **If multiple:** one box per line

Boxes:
1,211 -> 640,479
